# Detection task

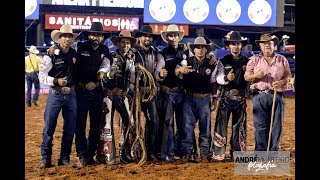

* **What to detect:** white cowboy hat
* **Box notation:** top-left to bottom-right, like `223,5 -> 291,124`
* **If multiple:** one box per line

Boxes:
282,34 -> 290,40
51,24 -> 80,43
187,37 -> 213,55
110,30 -> 137,47
27,45 -> 39,54
161,24 -> 184,43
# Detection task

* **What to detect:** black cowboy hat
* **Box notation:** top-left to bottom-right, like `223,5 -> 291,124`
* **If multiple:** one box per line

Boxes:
222,31 -> 248,47
135,25 -> 156,38
82,22 -> 109,38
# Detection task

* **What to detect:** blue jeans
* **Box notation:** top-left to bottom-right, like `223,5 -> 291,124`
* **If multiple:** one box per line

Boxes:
181,94 -> 212,156
158,90 -> 184,158
25,73 -> 40,103
75,87 -> 103,159
41,88 -> 77,161
252,93 -> 284,151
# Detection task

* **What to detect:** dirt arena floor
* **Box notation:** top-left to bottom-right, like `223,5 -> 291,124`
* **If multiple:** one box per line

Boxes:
25,94 -> 295,179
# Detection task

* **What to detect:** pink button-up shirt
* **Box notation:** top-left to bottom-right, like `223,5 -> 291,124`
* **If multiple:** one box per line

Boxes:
244,53 -> 292,92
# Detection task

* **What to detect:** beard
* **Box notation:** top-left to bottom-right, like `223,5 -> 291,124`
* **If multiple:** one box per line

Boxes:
142,40 -> 151,47
90,39 -> 100,47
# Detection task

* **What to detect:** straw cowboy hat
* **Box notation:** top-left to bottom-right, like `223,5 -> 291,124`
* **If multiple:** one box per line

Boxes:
51,24 -> 80,43
187,37 -> 213,54
82,22 -> 109,38
282,34 -> 290,40
222,31 -> 248,47
27,45 -> 39,54
255,34 -> 279,46
111,30 -> 137,47
135,25 -> 156,38
161,24 -> 184,43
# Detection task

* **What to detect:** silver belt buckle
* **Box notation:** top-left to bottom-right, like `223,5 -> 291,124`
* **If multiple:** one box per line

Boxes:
86,82 -> 96,90
229,89 -> 238,96
61,87 -> 71,94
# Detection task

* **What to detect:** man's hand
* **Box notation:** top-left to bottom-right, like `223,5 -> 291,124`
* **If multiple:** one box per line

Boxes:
226,69 -> 235,81
160,67 -> 168,78
207,52 -> 217,65
58,77 -> 67,86
254,70 -> 264,79
109,68 -> 122,79
98,72 -> 105,80
47,44 -> 58,56
210,96 -> 217,111
272,80 -> 284,90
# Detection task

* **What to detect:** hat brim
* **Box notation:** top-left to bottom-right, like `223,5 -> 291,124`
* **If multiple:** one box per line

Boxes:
82,30 -> 110,39
135,31 -> 156,38
51,30 -> 80,43
223,38 -> 248,47
111,36 -> 137,47
255,37 -> 279,46
187,42 -> 213,55
27,48 -> 39,54
161,31 -> 184,43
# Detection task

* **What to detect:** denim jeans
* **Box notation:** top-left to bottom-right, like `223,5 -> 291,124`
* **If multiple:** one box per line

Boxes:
75,87 -> 103,159
181,94 -> 212,156
25,73 -> 40,104
41,88 -> 77,161
158,89 -> 184,158
212,97 -> 247,157
252,93 -> 284,151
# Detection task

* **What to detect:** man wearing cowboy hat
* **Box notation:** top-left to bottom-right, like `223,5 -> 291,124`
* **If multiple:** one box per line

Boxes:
178,36 -> 217,163
38,24 -> 80,168
71,21 -> 111,167
155,24 -> 190,162
100,29 -> 137,163
211,31 -> 249,162
25,45 -> 41,107
280,34 -> 290,52
133,25 -> 162,162
244,34 -> 292,151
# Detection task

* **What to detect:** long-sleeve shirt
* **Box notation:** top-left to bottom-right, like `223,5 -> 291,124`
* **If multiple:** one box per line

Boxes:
244,53 -> 292,92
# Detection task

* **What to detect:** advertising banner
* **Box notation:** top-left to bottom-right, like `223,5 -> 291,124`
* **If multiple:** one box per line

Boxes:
150,24 -> 189,36
25,0 -> 42,20
45,14 -> 139,31
144,0 -> 280,27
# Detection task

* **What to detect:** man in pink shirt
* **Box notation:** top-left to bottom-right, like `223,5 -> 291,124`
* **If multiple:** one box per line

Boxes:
244,34 -> 292,151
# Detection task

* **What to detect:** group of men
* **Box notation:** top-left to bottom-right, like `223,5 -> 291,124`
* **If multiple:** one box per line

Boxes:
35,22 -> 291,168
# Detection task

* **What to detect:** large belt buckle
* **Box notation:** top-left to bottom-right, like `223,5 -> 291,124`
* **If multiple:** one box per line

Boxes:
229,89 -> 238,96
61,87 -> 71,94
86,82 -> 96,90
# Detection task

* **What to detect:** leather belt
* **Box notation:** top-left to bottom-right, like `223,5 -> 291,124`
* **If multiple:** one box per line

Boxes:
160,85 -> 181,92
189,93 -> 210,99
78,82 -> 100,90
51,86 -> 75,94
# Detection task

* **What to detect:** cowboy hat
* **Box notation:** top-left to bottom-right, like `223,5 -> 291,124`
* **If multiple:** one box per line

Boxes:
51,24 -> 80,43
161,24 -> 184,43
282,34 -> 290,40
82,22 -> 109,38
111,30 -> 137,47
135,25 -> 156,38
222,31 -> 248,47
27,45 -> 39,54
187,37 -> 213,54
255,34 -> 279,46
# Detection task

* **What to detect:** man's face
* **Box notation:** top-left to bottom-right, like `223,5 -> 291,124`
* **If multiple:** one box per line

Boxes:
59,33 -> 74,48
259,41 -> 275,56
139,34 -> 153,48
166,32 -> 179,46
88,33 -> 104,47
228,41 -> 242,55
193,45 -> 207,59
118,38 -> 131,54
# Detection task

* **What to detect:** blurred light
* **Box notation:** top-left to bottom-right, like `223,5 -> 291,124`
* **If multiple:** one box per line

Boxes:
50,41 -> 54,45
43,43 -> 46,46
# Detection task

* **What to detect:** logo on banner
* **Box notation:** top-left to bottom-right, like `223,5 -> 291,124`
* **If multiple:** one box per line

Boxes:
248,0 -> 272,25
25,0 -> 38,17
216,0 -> 241,24
149,0 -> 176,22
183,0 -> 209,23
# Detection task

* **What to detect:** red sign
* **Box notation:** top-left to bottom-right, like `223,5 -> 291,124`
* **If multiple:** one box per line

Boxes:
45,14 -> 139,31
149,24 -> 189,36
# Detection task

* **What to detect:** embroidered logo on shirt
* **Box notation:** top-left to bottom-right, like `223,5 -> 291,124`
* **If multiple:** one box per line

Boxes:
73,57 -> 76,64
101,54 -> 105,60
205,68 -> 212,75
81,51 -> 90,57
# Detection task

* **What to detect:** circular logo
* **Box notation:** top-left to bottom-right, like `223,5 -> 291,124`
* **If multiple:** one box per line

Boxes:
248,0 -> 272,25
205,68 -> 212,75
25,0 -> 37,17
183,0 -> 210,23
149,0 -> 176,22
216,0 -> 241,24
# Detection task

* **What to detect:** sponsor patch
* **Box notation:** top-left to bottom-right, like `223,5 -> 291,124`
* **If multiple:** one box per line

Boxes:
73,57 -> 76,64
205,68 -> 212,75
